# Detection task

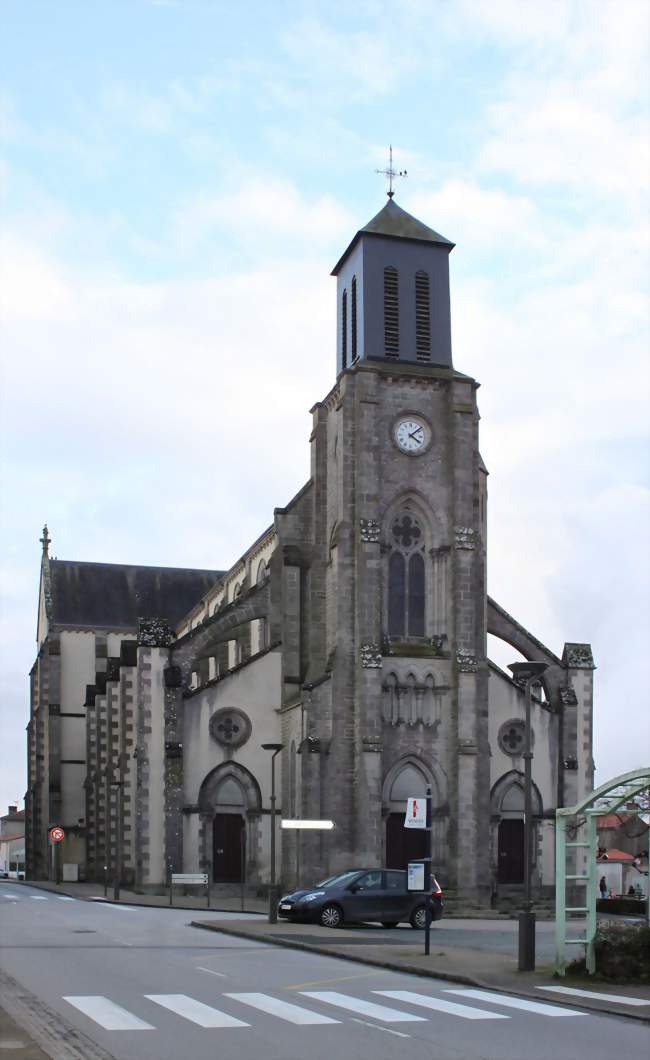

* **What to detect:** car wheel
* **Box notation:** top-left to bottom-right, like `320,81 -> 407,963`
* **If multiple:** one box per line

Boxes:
319,904 -> 343,928
381,921 -> 399,929
410,905 -> 428,929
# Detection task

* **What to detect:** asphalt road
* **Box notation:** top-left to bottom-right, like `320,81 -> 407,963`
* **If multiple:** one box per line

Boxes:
1,882 -> 648,1060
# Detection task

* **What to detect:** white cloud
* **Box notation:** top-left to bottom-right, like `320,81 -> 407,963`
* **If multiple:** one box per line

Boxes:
171,178 -> 356,255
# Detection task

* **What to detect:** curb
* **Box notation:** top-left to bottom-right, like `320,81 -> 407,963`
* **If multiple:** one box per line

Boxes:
189,920 -> 650,1023
190,919 -> 481,987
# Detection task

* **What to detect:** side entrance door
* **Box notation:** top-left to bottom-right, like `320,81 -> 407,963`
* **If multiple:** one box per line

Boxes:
497,819 -> 524,883
213,814 -> 244,883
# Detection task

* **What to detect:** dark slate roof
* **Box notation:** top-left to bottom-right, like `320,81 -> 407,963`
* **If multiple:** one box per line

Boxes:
48,560 -> 223,630
332,198 -> 454,275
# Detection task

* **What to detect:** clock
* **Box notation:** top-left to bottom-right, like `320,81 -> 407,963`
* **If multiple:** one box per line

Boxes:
393,415 -> 431,455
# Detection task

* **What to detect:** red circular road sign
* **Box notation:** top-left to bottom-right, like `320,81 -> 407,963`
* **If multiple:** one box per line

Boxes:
49,826 -> 65,842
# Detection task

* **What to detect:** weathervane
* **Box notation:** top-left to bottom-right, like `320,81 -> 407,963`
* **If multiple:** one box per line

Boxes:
375,145 -> 407,199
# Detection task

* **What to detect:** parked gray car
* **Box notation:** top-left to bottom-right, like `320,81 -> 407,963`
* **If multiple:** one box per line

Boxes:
278,868 -> 444,928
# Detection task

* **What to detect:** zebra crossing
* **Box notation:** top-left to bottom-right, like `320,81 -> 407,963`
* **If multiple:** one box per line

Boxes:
62,986 -> 590,1032
1,891 -> 75,902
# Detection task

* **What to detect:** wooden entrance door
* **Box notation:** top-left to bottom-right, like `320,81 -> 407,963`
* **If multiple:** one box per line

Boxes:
497,819 -> 524,883
213,814 -> 244,882
385,812 -> 427,869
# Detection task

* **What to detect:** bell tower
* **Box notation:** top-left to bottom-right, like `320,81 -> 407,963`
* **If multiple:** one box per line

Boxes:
285,194 -> 490,905
331,198 -> 455,373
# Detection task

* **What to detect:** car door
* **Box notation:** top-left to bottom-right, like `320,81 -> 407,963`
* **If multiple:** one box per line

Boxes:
341,870 -> 384,922
382,869 -> 412,922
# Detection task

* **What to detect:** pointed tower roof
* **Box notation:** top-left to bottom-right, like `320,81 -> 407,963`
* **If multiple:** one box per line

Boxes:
332,198 -> 454,275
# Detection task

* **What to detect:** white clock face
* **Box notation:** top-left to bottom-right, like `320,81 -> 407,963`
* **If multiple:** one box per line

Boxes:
394,417 -> 431,454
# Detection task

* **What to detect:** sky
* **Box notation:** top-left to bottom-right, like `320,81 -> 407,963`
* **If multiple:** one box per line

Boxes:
1,0 -> 648,815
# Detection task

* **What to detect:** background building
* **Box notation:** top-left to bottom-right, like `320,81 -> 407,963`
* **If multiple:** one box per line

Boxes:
0,805 -> 25,878
26,198 -> 595,905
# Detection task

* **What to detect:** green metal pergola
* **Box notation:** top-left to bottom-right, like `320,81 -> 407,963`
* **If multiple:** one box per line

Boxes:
555,766 -> 650,976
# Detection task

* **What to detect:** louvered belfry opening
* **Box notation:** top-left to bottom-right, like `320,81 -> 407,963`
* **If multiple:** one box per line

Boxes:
383,266 -> 399,357
351,275 -> 357,361
415,270 -> 431,361
341,288 -> 348,369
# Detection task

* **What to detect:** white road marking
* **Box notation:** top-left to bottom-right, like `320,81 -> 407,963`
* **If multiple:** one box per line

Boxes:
350,1017 -> 410,1038
300,991 -> 427,1023
29,896 -> 48,900
444,988 -> 586,1017
89,902 -> 137,911
226,992 -> 340,1025
145,994 -> 249,1028
63,996 -> 154,1030
538,985 -> 650,1006
196,966 -> 228,978
375,990 -> 509,1021
55,896 -> 75,901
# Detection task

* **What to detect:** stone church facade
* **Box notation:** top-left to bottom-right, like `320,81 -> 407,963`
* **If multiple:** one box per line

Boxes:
26,198 -> 595,905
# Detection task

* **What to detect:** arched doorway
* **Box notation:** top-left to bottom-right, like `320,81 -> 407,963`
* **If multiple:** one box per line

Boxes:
198,762 -> 262,885
212,778 -> 246,883
383,759 -> 447,872
491,771 -> 543,887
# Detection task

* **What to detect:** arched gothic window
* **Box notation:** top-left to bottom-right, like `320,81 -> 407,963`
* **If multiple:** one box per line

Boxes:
341,288 -> 348,369
415,270 -> 431,361
351,275 -> 357,361
388,511 -> 426,638
384,266 -> 399,357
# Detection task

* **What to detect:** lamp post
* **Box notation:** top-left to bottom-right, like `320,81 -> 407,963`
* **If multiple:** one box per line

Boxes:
261,743 -> 284,923
508,660 -> 548,971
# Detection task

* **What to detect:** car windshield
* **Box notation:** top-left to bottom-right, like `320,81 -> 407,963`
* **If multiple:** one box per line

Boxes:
315,871 -> 361,888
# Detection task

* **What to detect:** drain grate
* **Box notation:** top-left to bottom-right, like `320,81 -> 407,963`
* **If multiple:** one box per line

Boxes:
72,929 -> 96,933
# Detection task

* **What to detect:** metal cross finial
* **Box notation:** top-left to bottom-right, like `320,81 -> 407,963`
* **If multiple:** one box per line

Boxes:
375,145 -> 407,199
40,524 -> 51,557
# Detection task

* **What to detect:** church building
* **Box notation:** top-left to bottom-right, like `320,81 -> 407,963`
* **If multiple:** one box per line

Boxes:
26,197 -> 595,906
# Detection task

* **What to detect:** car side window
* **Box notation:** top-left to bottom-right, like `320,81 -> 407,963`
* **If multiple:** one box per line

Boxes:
355,871 -> 382,891
385,871 -> 405,892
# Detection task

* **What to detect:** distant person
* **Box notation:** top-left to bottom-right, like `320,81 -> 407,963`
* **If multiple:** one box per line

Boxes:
628,885 -> 636,896
634,882 -> 643,898
599,876 -> 607,898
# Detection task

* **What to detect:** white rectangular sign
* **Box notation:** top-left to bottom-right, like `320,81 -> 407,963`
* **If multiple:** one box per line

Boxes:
407,861 -> 425,891
404,797 -> 426,829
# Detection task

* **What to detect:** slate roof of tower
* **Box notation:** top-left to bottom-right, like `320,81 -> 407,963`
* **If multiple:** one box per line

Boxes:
331,198 -> 454,275
48,560 -> 222,630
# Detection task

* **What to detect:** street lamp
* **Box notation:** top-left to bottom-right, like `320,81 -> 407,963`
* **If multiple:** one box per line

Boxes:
508,660 -> 548,971
261,743 -> 284,923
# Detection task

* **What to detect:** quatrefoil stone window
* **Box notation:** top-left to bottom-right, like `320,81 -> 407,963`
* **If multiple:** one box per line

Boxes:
392,514 -> 422,550
209,708 -> 252,749
498,719 -> 533,756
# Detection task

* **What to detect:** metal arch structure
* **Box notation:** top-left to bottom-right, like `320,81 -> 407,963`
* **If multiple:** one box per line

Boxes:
555,766 -> 650,976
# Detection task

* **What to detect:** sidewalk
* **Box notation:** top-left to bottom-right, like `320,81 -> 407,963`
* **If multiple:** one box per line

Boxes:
8,878 -> 650,1023
9,876 -> 267,913
189,916 -> 650,1023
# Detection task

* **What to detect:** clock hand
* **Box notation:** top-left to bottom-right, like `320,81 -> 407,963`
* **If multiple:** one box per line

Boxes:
408,429 -> 424,441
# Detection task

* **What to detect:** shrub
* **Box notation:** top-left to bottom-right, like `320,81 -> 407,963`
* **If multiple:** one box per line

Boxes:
567,923 -> 650,982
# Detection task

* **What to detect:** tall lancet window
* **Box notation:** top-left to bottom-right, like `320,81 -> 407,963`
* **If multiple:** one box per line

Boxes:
351,275 -> 358,361
341,289 -> 348,369
388,511 -> 426,638
415,270 -> 431,361
384,266 -> 399,357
